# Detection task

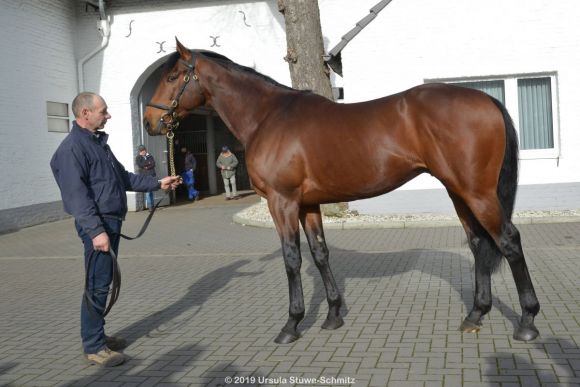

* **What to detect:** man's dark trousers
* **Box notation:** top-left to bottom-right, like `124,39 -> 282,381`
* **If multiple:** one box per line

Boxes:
76,217 -> 121,354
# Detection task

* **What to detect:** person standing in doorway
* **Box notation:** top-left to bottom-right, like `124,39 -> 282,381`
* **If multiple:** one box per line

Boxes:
216,145 -> 239,200
50,92 -> 181,367
135,145 -> 157,211
181,146 -> 200,201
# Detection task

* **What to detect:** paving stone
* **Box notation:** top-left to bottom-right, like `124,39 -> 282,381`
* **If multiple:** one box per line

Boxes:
0,201 -> 578,386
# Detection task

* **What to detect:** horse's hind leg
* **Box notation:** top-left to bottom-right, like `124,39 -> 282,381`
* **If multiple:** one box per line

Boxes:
267,195 -> 305,344
300,205 -> 344,330
450,193 -> 497,333
461,193 -> 540,341
498,220 -> 540,341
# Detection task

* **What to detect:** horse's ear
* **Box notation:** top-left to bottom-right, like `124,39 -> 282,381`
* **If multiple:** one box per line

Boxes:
175,37 -> 192,61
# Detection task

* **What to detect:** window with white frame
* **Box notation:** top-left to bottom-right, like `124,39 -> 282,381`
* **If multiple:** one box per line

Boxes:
440,74 -> 558,158
47,101 -> 70,133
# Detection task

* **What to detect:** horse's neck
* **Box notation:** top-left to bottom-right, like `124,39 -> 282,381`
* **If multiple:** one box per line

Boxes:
202,62 -> 285,147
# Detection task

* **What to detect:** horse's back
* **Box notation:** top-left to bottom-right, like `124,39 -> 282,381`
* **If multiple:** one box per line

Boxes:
248,83 -> 506,203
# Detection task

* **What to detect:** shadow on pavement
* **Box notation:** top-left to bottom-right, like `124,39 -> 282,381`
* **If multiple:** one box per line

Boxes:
63,343 -> 203,386
114,260 -> 261,345
47,243 -> 578,386
260,245 -> 580,385
261,246 -> 522,338
484,338 -> 580,386
0,362 -> 17,378
204,363 -> 268,387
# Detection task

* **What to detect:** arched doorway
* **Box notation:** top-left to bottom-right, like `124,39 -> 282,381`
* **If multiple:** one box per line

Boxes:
130,58 -> 251,205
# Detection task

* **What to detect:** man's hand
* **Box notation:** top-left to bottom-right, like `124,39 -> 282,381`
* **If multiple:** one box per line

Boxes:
92,232 -> 110,252
159,176 -> 182,190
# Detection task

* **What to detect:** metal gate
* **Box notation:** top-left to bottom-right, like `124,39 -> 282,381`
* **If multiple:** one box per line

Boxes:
175,130 -> 209,191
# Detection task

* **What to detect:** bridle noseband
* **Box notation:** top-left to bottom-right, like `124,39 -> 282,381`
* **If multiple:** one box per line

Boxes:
147,55 -> 198,133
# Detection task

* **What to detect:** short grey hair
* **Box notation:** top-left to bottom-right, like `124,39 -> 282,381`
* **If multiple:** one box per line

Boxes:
71,92 -> 98,118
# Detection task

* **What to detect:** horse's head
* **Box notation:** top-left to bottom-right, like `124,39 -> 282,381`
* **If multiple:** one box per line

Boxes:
143,38 -> 205,136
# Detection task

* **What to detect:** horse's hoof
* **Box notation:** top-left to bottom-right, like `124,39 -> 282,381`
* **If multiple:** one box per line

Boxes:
321,316 -> 344,330
274,330 -> 300,344
513,325 -> 539,341
459,318 -> 482,333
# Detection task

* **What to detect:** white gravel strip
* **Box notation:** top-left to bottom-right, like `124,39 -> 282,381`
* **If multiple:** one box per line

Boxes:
233,201 -> 580,229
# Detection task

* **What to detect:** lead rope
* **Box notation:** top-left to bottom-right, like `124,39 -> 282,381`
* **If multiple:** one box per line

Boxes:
117,130 -> 177,241
167,130 -> 177,177
84,249 -> 121,318
85,131 -> 179,318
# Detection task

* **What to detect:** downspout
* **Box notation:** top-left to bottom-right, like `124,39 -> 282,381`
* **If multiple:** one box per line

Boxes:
77,0 -> 110,92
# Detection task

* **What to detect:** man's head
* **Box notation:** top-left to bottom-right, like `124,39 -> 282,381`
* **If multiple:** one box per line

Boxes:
138,145 -> 147,155
72,92 -> 111,132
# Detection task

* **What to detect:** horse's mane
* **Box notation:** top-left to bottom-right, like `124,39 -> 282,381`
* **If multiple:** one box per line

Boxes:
198,50 -> 296,91
164,49 -> 295,92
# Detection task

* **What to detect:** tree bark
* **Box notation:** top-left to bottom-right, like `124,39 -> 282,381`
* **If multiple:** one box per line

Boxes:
278,0 -> 333,99
278,0 -> 348,216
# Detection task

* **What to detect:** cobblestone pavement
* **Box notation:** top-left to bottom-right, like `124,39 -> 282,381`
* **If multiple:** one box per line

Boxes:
0,194 -> 579,386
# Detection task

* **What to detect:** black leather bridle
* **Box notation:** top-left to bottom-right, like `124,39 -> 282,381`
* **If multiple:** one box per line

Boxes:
147,55 -> 198,132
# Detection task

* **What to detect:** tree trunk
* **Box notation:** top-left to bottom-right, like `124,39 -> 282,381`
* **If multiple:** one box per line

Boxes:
278,0 -> 348,216
278,0 -> 333,98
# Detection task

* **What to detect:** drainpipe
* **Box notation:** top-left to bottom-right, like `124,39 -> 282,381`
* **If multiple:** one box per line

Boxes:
77,0 -> 110,92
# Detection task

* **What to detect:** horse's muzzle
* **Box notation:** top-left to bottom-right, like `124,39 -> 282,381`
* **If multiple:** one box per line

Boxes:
143,117 -> 164,135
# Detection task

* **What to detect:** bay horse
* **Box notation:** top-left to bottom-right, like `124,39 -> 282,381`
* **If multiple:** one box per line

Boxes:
143,39 -> 540,344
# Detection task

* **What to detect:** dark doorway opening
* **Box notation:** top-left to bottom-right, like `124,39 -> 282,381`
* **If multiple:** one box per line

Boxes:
172,113 -> 252,203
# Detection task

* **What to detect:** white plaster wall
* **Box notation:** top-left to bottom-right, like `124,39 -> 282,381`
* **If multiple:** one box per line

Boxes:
75,1 -> 290,176
0,0 -> 77,211
1,0 -> 578,218
341,0 -> 580,191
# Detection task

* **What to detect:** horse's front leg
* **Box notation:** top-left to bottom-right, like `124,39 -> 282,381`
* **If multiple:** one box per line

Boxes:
300,205 -> 344,330
268,196 -> 304,344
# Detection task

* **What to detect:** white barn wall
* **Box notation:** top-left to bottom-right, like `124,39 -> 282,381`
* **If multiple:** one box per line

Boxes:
76,1 -> 290,180
0,0 -> 578,232
342,0 -> 580,186
0,0 -> 77,211
341,0 -> 580,213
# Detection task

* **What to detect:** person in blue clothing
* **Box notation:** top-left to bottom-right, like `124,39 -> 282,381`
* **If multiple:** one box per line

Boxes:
135,145 -> 157,211
50,92 -> 181,367
180,146 -> 200,201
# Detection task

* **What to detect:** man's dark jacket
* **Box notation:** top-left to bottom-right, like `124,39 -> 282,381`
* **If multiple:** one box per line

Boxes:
50,122 -> 159,239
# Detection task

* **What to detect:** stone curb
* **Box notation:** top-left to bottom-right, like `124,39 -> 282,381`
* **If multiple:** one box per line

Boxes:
233,212 -> 580,230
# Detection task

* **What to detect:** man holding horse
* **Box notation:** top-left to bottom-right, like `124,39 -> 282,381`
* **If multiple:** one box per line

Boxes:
50,92 -> 181,367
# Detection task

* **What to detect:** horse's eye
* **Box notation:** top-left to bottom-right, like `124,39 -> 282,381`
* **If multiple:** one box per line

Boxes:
167,74 -> 178,82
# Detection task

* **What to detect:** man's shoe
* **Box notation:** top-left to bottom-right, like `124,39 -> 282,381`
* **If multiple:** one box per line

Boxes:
105,335 -> 127,351
84,347 -> 126,367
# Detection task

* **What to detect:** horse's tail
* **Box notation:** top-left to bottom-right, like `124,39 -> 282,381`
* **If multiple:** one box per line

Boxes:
490,96 -> 519,220
472,96 -> 519,274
